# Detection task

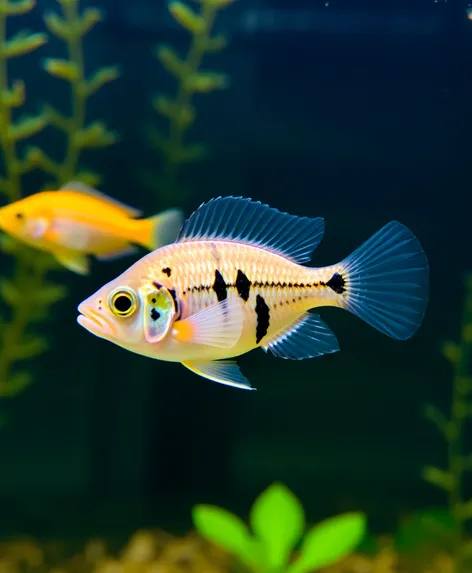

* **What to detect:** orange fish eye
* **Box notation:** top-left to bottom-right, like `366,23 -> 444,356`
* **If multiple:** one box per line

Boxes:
109,287 -> 138,318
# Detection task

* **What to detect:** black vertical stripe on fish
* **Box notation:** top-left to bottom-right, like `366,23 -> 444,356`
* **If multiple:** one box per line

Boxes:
168,288 -> 180,317
326,272 -> 346,294
255,294 -> 270,344
235,269 -> 251,301
213,269 -> 228,302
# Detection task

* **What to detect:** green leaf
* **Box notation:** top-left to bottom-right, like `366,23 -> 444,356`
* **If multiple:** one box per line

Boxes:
250,483 -> 305,569
84,66 -> 120,96
1,0 -> 35,16
192,505 -> 257,567
185,71 -> 228,93
155,45 -> 188,79
35,283 -> 68,305
73,121 -> 118,148
423,404 -> 451,439
152,96 -> 195,128
73,170 -> 101,187
288,512 -> 366,573
0,279 -> 20,305
423,466 -> 454,491
2,32 -> 47,58
77,7 -> 102,36
457,498 -> 472,521
44,11 -> 72,40
0,371 -> 32,397
169,2 -> 206,34
442,341 -> 460,364
43,58 -> 80,82
8,113 -> 48,141
13,337 -> 48,359
0,79 -> 25,108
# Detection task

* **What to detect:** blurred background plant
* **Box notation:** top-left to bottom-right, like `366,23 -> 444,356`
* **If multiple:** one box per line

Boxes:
0,0 -> 118,421
142,0 -> 234,207
419,273 -> 472,573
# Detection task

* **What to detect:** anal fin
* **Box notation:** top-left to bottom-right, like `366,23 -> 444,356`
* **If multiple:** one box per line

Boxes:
262,313 -> 340,360
55,251 -> 90,275
182,360 -> 255,390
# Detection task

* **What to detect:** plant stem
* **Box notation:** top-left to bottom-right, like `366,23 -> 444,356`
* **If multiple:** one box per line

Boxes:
0,8 -> 21,202
163,2 -> 217,190
59,0 -> 86,183
448,274 -> 472,572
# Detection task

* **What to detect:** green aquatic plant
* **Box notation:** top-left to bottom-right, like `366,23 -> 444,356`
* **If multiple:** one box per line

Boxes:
0,0 -> 118,416
192,482 -> 367,573
0,0 -> 58,403
34,0 -> 119,186
145,0 -> 234,204
422,273 -> 472,570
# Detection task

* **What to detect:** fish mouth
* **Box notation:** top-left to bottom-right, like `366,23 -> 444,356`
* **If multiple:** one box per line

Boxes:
77,306 -> 116,338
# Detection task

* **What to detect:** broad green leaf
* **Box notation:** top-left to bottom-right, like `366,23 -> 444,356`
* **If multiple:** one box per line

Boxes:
250,482 -> 305,569
192,504 -> 257,567
288,512 -> 366,573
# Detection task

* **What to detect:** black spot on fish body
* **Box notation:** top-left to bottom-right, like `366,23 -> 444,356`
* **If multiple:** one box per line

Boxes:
326,272 -> 346,294
235,269 -> 251,301
150,308 -> 160,321
213,270 -> 227,302
162,267 -> 171,277
255,294 -> 270,344
153,282 -> 163,290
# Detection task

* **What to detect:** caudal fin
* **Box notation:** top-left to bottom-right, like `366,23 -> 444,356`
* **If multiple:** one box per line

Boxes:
145,209 -> 184,250
337,221 -> 429,340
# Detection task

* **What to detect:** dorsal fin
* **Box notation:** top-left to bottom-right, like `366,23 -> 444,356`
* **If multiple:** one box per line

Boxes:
59,181 -> 142,218
177,196 -> 325,264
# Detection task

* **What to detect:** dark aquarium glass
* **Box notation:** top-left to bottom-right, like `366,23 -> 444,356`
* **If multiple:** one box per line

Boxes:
0,0 -> 469,571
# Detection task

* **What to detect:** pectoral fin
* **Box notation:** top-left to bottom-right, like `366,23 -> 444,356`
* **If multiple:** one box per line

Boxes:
182,360 -> 254,390
26,217 -> 50,240
172,297 -> 244,348
54,251 -> 90,275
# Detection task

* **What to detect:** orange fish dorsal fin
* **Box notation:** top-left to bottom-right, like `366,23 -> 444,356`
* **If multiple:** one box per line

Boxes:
59,181 -> 142,218
176,196 -> 325,264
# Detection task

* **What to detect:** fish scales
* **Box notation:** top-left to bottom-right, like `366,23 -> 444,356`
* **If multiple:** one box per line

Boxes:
147,240 -> 341,345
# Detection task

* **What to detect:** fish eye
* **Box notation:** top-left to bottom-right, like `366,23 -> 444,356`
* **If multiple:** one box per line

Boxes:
15,212 -> 24,220
109,288 -> 138,318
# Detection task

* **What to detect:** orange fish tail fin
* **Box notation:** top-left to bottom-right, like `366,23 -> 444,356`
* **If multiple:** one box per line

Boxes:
137,209 -> 184,251
333,221 -> 429,340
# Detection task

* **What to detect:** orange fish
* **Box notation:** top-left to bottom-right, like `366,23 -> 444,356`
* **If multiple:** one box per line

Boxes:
77,196 -> 429,389
0,181 -> 183,275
